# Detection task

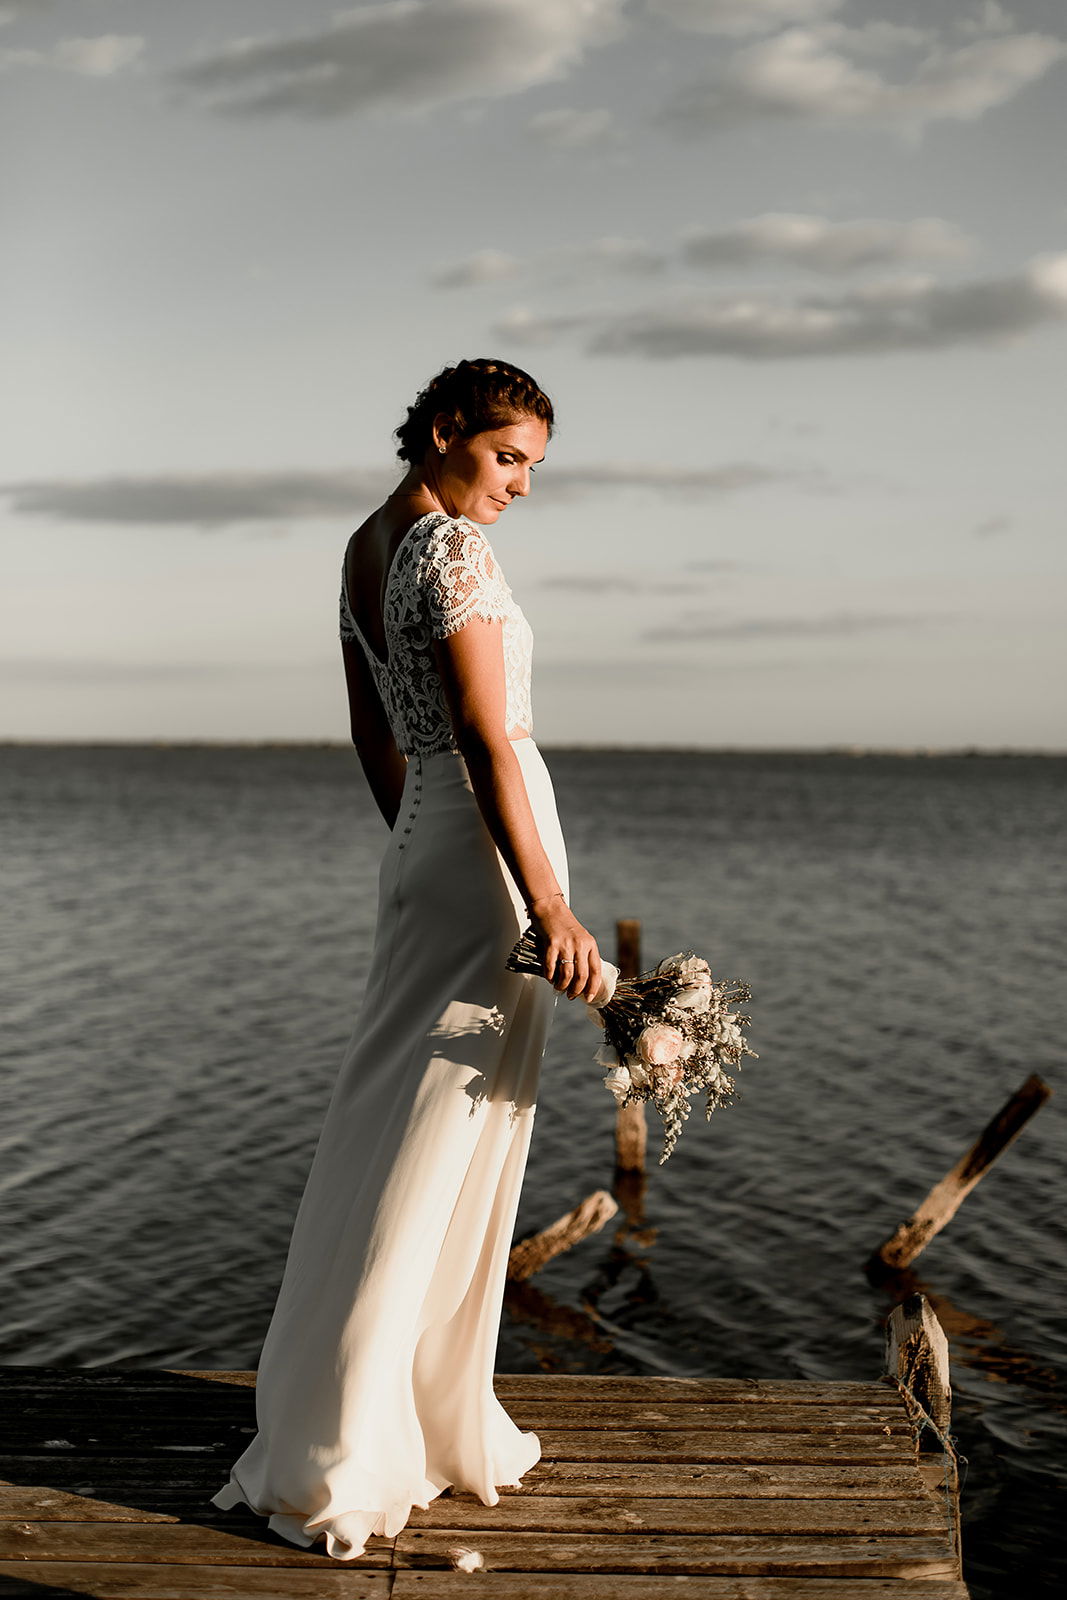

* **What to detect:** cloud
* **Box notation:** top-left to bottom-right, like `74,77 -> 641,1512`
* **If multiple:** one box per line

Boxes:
647,0 -> 845,37
2,459 -> 818,528
644,610 -> 937,644
496,253 -> 1067,360
1,33 -> 144,75
527,106 -> 614,145
955,3 -> 1015,39
433,236 -> 665,292
1,470 -> 397,527
528,461 -> 823,501
171,0 -> 625,119
683,213 -> 973,274
660,19 -> 1066,136
973,512 -> 1012,537
430,250 -> 521,290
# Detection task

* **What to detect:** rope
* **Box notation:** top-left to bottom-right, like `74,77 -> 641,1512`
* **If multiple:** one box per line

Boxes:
891,1375 -> 969,1550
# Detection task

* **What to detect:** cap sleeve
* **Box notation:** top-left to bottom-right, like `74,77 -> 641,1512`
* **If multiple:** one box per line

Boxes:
421,517 -> 512,641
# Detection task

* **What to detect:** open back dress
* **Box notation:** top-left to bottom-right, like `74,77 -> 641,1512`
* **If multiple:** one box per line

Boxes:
210,511 -> 567,1560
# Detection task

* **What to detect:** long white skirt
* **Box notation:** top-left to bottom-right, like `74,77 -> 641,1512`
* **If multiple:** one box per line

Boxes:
211,738 -> 567,1559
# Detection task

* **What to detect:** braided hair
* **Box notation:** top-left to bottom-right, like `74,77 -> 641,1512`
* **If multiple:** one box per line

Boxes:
394,358 -> 554,464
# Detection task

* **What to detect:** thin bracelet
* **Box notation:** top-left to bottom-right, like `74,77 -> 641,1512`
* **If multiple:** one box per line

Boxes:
525,891 -> 565,917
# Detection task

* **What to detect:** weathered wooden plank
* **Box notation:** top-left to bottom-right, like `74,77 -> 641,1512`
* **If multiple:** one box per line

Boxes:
0,1462 -> 932,1513
6,1403 -> 912,1438
505,1405 -> 911,1435
0,1370 -> 896,1407
536,1430 -> 913,1463
515,1463 -> 929,1500
0,1459 -> 226,1490
393,1529 -> 959,1578
0,1520 -> 395,1567
391,1577 -> 973,1600
2,1428 -> 915,1467
401,1495 -> 944,1537
0,1564 -> 391,1598
496,1378 -> 897,1407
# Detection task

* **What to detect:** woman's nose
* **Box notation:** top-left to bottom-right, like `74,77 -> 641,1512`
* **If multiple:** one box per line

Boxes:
510,466 -> 531,497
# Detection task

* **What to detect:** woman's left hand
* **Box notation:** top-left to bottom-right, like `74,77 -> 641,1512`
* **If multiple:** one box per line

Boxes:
529,897 -> 603,1003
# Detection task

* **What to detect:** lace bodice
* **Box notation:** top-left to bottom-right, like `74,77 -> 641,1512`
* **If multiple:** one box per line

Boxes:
339,512 -> 534,758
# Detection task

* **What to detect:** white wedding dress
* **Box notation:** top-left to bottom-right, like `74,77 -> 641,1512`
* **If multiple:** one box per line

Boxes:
211,512 -> 567,1559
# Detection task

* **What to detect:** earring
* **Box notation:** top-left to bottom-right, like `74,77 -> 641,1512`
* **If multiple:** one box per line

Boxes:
438,445 -> 446,455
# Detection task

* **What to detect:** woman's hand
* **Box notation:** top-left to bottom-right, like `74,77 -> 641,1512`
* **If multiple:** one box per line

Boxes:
528,895 -> 603,1003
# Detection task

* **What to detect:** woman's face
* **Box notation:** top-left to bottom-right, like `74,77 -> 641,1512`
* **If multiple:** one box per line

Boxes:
431,414 -> 549,525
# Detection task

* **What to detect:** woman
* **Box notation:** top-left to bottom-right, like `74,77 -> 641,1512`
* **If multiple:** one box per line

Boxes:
211,358 -> 602,1559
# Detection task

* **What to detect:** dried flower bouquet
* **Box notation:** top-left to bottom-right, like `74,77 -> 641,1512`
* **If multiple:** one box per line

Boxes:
506,931 -> 756,1163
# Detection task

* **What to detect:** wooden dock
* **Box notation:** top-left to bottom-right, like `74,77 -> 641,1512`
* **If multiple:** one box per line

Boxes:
0,1365 -> 967,1599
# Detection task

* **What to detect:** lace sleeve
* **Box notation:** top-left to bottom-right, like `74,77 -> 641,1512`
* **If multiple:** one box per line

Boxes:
420,517 -> 512,640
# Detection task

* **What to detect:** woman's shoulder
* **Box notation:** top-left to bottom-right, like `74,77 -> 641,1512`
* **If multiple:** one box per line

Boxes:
419,514 -> 498,571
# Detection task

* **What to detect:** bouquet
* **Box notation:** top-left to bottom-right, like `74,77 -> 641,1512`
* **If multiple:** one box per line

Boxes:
506,932 -> 756,1164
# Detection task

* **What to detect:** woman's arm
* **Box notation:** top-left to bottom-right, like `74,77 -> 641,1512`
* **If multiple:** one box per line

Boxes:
341,637 -> 407,828
433,619 -> 602,1003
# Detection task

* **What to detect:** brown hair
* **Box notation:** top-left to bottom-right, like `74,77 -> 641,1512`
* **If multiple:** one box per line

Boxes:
394,357 -> 554,463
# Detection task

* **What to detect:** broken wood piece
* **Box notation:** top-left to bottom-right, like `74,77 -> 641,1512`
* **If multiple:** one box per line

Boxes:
885,1293 -> 951,1442
506,1189 -> 618,1282
869,1072 -> 1052,1272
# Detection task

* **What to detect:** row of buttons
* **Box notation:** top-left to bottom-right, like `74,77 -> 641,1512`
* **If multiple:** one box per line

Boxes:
396,757 -> 423,851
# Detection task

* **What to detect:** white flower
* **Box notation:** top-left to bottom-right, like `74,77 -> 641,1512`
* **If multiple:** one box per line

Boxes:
448,1546 -> 485,1573
603,1064 -> 632,1104
672,979 -> 712,1013
657,953 -> 711,982
625,1056 -> 651,1089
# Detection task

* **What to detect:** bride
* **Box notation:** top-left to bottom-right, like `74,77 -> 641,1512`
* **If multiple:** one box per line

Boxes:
211,357 -> 602,1559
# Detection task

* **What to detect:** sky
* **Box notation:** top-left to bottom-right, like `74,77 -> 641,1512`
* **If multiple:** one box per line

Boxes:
3,0 -> 1065,748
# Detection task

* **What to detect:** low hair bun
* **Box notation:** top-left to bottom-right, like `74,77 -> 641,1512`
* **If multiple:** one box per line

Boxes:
394,358 -> 554,464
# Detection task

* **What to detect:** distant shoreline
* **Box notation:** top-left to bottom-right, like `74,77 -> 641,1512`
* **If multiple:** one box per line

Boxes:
2,739 -> 1064,759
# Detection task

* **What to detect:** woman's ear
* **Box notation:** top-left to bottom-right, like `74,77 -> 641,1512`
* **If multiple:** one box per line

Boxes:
431,411 -> 454,454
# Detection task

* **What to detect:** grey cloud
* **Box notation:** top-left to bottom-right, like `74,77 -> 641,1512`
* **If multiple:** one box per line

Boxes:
660,19 -> 1067,135
683,214 -> 974,274
526,106 -> 614,146
430,251 -> 522,290
974,512 -> 1013,537
644,611 -> 938,644
433,235 -> 663,292
2,459 -> 817,528
171,0 -> 625,120
527,461 -> 826,500
499,253 -> 1067,360
0,32 -> 144,75
2,470 -> 397,527
646,0 -> 845,37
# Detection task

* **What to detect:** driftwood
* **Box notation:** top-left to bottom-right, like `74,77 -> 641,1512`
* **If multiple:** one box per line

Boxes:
614,917 -> 648,1174
506,1189 -> 618,1282
885,1293 -> 951,1441
870,1072 -> 1052,1273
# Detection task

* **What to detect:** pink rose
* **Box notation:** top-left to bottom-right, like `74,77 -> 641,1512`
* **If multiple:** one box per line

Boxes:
636,1023 -> 685,1067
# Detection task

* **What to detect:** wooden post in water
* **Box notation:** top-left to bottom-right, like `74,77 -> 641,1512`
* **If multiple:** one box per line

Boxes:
506,1189 -> 618,1281
614,918 -> 647,1174
885,1292 -> 952,1440
869,1072 -> 1052,1274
